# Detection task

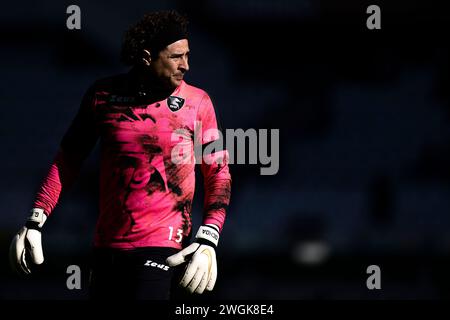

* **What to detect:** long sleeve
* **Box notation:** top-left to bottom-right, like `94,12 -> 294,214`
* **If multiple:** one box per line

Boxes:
196,94 -> 232,231
33,85 -> 99,216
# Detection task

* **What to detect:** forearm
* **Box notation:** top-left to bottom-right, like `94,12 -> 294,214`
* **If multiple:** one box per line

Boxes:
33,148 -> 83,216
201,151 -> 232,231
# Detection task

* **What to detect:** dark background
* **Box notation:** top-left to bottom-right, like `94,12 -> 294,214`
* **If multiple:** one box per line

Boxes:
1,0 -> 449,300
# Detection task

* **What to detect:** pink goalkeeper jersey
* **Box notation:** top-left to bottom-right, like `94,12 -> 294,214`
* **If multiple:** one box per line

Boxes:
33,70 -> 231,249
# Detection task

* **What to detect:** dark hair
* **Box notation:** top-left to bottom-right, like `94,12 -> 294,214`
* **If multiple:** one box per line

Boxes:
120,10 -> 189,66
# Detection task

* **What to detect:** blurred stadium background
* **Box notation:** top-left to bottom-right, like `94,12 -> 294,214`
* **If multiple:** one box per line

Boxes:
1,0 -> 449,299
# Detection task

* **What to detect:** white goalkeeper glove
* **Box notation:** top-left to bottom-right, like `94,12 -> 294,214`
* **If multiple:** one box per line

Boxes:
166,224 -> 220,294
9,208 -> 47,275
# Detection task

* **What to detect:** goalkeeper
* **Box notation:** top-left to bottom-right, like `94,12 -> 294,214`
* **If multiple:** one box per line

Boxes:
9,10 -> 231,300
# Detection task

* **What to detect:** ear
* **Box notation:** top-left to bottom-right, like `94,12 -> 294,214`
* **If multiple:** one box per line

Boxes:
142,49 -> 152,66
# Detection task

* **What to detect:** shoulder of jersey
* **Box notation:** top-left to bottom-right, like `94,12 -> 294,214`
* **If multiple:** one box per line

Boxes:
180,81 -> 209,99
90,73 -> 129,93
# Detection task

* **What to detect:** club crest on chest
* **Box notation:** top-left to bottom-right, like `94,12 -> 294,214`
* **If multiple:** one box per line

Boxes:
167,96 -> 185,112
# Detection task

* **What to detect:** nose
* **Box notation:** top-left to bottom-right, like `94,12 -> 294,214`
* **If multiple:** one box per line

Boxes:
179,55 -> 189,72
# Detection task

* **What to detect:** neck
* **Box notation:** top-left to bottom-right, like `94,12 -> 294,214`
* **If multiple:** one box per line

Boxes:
130,66 -> 175,101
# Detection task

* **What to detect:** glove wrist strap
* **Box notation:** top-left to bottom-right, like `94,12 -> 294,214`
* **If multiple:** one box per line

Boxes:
195,224 -> 220,248
25,208 -> 47,230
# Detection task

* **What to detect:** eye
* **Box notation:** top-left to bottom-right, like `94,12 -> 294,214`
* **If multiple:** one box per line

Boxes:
170,52 -> 189,60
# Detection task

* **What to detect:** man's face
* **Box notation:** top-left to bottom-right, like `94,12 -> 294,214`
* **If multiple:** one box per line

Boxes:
150,39 -> 190,89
